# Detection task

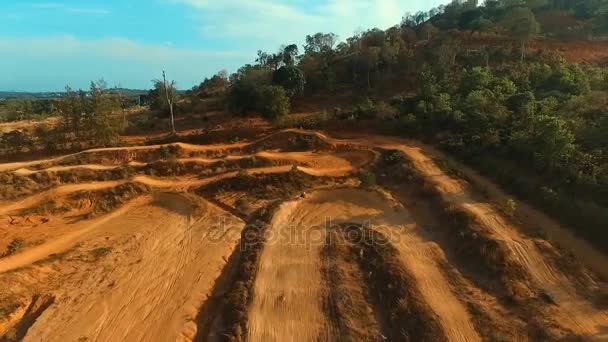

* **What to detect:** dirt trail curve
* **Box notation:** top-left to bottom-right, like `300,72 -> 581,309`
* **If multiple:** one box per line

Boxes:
283,130 -> 608,337
0,181 -> 123,216
0,141 -> 247,172
393,143 -> 608,337
10,150 -> 374,176
0,151 -> 374,215
22,194 -> 244,342
0,197 -> 146,273
248,188 -> 480,342
0,129 -> 325,173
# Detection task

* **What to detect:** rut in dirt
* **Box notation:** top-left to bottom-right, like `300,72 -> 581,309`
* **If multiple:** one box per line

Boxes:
246,189 -> 476,342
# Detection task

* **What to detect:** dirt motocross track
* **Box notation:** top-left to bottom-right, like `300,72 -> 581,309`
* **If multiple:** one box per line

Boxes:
0,129 -> 606,341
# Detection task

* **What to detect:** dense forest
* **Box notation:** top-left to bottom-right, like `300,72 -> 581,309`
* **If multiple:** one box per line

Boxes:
1,0 -> 607,251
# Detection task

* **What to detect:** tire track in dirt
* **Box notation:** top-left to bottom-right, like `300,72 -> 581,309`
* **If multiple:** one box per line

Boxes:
336,189 -> 480,342
291,130 -> 608,338
396,144 -> 608,338
246,199 -> 337,342
248,189 -> 477,342
0,196 -> 147,273
321,228 -> 385,341
21,194 -> 244,342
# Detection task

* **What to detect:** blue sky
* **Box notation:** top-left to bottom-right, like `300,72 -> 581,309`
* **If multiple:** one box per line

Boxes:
1,0 -> 447,91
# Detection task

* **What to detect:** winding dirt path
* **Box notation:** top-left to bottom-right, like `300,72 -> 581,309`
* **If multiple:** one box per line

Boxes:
0,181 -> 124,216
395,144 -> 608,337
1,149 -> 372,217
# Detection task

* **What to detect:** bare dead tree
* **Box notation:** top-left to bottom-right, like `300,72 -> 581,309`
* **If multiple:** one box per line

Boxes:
162,70 -> 176,135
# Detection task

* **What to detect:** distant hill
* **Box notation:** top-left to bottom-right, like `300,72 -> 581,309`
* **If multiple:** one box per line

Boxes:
0,89 -> 149,100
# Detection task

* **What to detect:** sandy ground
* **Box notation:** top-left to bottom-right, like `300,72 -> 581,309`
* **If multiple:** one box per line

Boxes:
0,129 -> 606,341
21,194 -> 243,341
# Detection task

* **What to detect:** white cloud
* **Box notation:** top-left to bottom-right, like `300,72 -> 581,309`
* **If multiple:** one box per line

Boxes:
169,0 -> 444,51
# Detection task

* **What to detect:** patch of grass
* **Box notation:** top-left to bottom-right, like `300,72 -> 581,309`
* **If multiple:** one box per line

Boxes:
358,170 -> 377,187
159,145 -> 180,160
198,170 -> 329,201
90,247 -> 112,260
88,183 -> 149,217
273,111 -> 329,129
0,296 -> 21,320
1,239 -> 25,258
433,157 -> 466,179
383,150 -> 406,165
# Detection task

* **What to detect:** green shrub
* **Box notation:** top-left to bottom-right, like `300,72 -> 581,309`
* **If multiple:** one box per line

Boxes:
272,66 -> 306,97
256,86 -> 290,120
384,150 -> 406,165
159,145 -> 179,160
505,198 -> 518,216
353,98 -> 377,120
359,171 -> 377,187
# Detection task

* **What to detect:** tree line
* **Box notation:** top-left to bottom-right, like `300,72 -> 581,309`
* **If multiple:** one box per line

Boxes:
188,0 -> 608,251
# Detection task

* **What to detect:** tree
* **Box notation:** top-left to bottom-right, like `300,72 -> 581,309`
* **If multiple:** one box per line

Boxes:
462,67 -> 493,93
163,71 -> 176,135
88,80 -> 125,145
304,33 -> 337,53
526,0 -> 547,9
511,114 -> 575,172
420,22 -> 439,40
150,75 -> 179,125
502,6 -> 540,61
358,46 -> 381,89
57,80 -> 125,147
58,86 -> 87,135
256,86 -> 290,120
282,44 -> 299,66
226,65 -> 272,114
272,66 -> 306,97
196,70 -> 229,97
